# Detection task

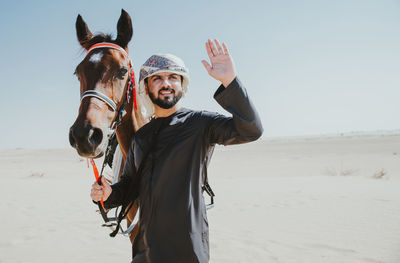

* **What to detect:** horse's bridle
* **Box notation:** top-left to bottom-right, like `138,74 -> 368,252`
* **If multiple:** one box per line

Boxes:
79,42 -> 139,235
80,42 -> 137,130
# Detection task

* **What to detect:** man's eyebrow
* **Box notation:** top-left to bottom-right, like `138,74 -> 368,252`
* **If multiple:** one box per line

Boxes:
150,74 -> 179,79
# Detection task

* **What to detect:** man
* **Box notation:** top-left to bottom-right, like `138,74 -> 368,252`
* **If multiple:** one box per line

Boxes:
91,39 -> 263,262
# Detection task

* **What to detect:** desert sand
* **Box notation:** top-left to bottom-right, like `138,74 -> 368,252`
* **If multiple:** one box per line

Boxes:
1,133 -> 399,263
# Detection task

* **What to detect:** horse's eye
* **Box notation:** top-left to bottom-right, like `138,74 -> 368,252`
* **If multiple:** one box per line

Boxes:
117,67 -> 128,79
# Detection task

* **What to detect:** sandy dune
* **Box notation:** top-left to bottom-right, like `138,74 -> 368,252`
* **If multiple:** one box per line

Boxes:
1,133 -> 399,263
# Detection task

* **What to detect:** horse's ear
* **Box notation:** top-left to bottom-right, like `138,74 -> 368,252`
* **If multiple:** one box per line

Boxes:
76,14 -> 93,49
115,9 -> 133,49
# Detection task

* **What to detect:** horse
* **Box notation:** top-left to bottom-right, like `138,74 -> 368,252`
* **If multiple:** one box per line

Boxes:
68,9 -> 149,243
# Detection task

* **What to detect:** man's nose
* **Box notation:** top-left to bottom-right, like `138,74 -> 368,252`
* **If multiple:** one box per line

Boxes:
161,77 -> 172,87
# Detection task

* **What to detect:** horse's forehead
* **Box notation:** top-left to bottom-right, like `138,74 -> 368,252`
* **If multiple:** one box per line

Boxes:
86,49 -> 125,65
89,51 -> 103,64
77,49 -> 126,84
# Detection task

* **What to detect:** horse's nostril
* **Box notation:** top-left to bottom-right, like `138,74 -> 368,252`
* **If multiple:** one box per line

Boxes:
89,128 -> 103,146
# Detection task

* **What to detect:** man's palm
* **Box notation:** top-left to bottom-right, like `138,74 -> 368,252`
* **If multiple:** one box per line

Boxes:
202,39 -> 236,87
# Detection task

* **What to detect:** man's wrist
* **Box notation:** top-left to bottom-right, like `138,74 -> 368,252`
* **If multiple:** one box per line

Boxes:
221,75 -> 236,88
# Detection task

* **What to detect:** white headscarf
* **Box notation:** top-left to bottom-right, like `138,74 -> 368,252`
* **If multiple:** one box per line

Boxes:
138,54 -> 190,118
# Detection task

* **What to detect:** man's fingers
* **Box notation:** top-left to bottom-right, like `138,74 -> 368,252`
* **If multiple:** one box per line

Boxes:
205,41 -> 213,60
208,39 -> 218,56
101,176 -> 109,186
215,39 -> 224,55
91,187 -> 103,194
92,182 -> 102,190
91,188 -> 103,201
201,60 -> 212,74
222,42 -> 230,55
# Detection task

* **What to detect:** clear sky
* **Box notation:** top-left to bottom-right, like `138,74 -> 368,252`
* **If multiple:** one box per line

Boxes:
0,0 -> 399,149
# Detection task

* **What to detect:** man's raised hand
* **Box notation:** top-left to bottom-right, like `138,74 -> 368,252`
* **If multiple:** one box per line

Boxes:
201,39 -> 237,88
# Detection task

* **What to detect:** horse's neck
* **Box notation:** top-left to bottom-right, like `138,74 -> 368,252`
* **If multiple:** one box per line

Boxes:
116,116 -> 133,160
116,102 -> 148,160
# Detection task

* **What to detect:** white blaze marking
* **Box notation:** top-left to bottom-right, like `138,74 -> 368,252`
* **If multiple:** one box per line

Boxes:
89,51 -> 103,64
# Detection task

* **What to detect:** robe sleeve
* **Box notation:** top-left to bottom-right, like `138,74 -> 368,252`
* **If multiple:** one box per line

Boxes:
102,140 -> 140,209
204,77 -> 263,145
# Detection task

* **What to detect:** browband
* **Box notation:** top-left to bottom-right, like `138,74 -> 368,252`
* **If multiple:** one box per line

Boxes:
87,42 -> 130,60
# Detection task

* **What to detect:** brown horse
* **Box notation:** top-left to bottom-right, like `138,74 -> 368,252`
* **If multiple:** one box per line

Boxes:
69,9 -> 149,243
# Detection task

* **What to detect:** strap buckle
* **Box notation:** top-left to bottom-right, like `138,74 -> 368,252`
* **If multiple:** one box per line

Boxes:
202,183 -> 215,210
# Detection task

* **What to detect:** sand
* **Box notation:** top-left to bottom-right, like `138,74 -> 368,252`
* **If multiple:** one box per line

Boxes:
1,133 -> 399,263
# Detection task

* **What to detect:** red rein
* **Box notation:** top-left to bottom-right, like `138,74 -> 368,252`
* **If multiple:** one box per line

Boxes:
89,158 -> 105,209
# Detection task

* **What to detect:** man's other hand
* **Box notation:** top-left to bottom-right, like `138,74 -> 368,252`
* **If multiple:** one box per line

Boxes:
90,176 -> 112,202
201,39 -> 237,88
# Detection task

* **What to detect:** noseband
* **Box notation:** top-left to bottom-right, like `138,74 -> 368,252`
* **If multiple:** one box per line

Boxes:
80,42 -> 137,129
81,90 -> 118,111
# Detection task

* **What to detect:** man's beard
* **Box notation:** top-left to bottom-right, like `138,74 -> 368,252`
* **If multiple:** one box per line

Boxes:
149,88 -> 183,109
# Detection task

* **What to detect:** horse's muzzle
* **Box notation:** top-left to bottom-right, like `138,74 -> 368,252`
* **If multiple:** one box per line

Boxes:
69,123 -> 105,157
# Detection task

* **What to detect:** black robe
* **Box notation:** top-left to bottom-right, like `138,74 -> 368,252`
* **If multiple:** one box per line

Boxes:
104,77 -> 263,262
